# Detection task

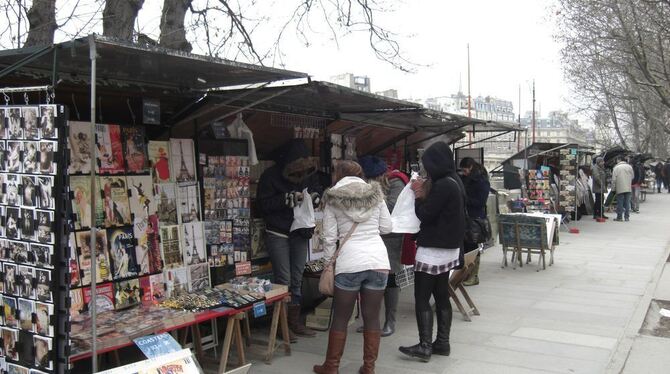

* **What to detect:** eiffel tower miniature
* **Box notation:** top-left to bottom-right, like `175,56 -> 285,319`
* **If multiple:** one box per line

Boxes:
177,141 -> 192,182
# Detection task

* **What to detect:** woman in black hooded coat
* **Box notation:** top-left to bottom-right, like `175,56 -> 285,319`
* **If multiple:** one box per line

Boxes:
399,141 -> 465,362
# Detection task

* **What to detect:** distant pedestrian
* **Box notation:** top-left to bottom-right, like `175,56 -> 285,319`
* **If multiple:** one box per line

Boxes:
654,161 -> 664,193
612,157 -> 634,221
458,157 -> 490,286
592,157 -> 608,219
631,160 -> 643,213
664,160 -> 670,193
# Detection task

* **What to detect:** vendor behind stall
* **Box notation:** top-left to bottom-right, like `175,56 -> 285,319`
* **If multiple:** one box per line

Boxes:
257,139 -> 323,339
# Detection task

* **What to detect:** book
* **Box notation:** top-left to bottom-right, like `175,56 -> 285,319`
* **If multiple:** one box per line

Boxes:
159,225 -> 182,269
170,139 -> 196,183
100,176 -> 132,227
182,221 -> 206,266
154,183 -> 178,226
177,183 -> 200,224
95,124 -> 125,174
127,175 -> 157,221
70,175 -> 104,229
68,121 -> 93,174
107,226 -> 139,280
76,230 -> 112,285
82,282 -> 115,312
114,278 -> 141,310
148,140 -> 171,183
122,126 -> 148,174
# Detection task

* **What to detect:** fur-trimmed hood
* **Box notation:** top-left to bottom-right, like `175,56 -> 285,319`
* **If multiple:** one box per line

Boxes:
324,177 -> 384,222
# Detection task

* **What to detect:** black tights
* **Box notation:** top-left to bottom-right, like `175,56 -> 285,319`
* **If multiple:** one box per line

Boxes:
331,287 -> 385,332
414,271 -> 451,312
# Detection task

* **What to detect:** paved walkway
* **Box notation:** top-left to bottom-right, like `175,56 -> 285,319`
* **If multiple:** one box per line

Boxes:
245,192 -> 670,374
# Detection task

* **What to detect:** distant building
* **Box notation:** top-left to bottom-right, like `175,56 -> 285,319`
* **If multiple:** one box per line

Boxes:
329,73 -> 371,92
408,92 -> 514,122
521,111 -> 590,145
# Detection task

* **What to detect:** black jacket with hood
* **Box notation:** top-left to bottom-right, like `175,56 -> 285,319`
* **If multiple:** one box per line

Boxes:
415,142 -> 466,250
257,140 -> 323,236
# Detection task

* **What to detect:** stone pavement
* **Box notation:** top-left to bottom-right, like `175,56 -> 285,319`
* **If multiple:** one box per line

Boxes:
243,192 -> 670,374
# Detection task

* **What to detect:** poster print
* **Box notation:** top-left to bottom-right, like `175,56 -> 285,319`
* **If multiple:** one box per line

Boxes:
188,263 -> 210,292
159,225 -> 182,269
165,267 -> 188,298
122,126 -> 148,174
0,175 -> 5,205
34,335 -> 53,370
6,107 -> 22,139
67,121 -> 93,174
35,210 -> 54,244
8,240 -> 29,264
39,104 -> 58,139
37,176 -> 54,210
6,174 -> 19,206
1,327 -> 18,360
76,230 -> 112,285
21,175 -> 37,207
170,138 -> 196,183
149,273 -> 165,303
127,175 -> 156,220
20,208 -> 34,242
35,302 -> 54,337
107,226 -> 139,280
114,278 -> 141,310
31,243 -> 53,268
6,140 -> 22,172
0,107 -> 5,138
177,183 -> 200,224
95,123 -> 125,174
38,141 -> 56,174
68,233 -> 80,287
148,140 -> 171,183
4,263 -> 19,295
18,298 -> 34,331
22,106 -> 39,140
3,297 -> 18,329
182,222 -> 206,266
5,207 -> 20,239
18,266 -> 35,299
82,282 -> 115,312
69,288 -> 84,317
139,276 -> 152,306
132,218 -> 151,275
23,141 -> 38,173
70,175 -> 104,229
155,183 -> 178,225
35,269 -> 52,303
0,141 -> 5,172
100,176 -> 132,226
135,215 -> 161,274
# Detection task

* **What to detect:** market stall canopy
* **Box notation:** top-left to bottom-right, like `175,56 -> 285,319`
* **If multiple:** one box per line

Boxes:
494,142 -> 595,172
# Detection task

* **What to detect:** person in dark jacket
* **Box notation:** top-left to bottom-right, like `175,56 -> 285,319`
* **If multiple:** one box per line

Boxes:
459,157 -> 490,286
664,159 -> 670,193
357,155 -> 405,337
654,161 -> 664,193
257,139 -> 323,339
399,141 -> 465,362
631,160 -> 643,213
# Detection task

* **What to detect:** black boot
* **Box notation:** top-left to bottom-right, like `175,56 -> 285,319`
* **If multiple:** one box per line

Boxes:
381,287 -> 399,337
398,310 -> 433,362
432,301 -> 452,356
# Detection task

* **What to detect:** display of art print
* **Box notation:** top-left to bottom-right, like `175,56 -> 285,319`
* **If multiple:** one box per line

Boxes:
6,174 -> 19,206
6,107 -> 22,139
37,176 -> 54,210
1,327 -> 18,360
0,141 -> 5,172
148,140 -> 171,183
0,107 -> 5,138
139,276 -> 152,306
149,273 -> 165,303
82,282 -> 115,312
39,104 -> 58,139
165,267 -> 188,298
6,140 -> 22,172
182,221 -> 206,266
69,288 -> 84,317
21,175 -> 37,207
30,243 -> 53,269
100,176 -> 132,226
22,106 -> 39,139
95,123 -> 125,174
132,217 -> 151,275
18,298 -> 34,331
23,140 -> 38,173
4,263 -> 19,296
251,218 -> 269,260
170,138 -> 196,183
70,175 -> 104,229
159,225 -> 182,269
35,210 -> 54,244
5,207 -> 20,239
122,126 -> 148,174
35,269 -> 52,303
20,208 -> 35,241
8,240 -> 29,264
137,215 -> 162,274
38,141 -> 56,174
68,121 -> 93,174
127,175 -> 156,220
76,230 -> 112,285
34,302 -> 54,337
107,226 -> 139,280
69,233 -> 81,287
34,335 -> 53,370
178,183 -> 200,223
114,278 -> 141,310
155,182 -> 178,225
188,263 -> 210,292
18,266 -> 35,299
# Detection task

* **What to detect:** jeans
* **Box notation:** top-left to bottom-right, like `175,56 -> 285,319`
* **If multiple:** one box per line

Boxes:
266,232 -> 308,304
616,192 -> 631,220
631,186 -> 641,211
335,270 -> 388,292
656,177 -> 664,193
593,192 -> 604,217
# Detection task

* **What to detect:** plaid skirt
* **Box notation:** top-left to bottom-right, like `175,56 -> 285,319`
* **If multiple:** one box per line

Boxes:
414,246 -> 460,275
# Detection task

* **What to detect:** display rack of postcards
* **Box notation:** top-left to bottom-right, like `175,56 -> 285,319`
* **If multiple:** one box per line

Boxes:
0,102 -> 70,373
558,148 -> 577,213
526,168 -> 552,213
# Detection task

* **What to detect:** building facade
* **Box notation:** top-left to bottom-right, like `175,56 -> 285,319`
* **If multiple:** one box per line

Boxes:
521,111 -> 591,146
329,73 -> 371,92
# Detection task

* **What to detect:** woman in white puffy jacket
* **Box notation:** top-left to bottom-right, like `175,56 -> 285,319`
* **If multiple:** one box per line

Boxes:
313,160 -> 392,374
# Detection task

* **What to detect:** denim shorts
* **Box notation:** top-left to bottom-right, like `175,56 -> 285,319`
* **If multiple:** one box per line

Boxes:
335,270 -> 388,292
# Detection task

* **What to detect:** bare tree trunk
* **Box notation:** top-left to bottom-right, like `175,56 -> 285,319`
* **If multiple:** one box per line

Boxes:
24,0 -> 57,47
103,0 -> 145,41
160,0 -> 193,52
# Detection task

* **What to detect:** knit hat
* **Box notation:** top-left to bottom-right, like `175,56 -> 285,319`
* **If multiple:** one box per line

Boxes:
358,155 -> 387,178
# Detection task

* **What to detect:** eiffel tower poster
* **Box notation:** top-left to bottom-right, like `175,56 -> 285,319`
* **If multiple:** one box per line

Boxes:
182,221 -> 206,266
170,139 -> 196,183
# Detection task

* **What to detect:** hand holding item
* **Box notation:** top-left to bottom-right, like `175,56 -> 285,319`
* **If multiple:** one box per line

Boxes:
411,178 -> 426,199
310,192 -> 321,207
285,191 -> 304,208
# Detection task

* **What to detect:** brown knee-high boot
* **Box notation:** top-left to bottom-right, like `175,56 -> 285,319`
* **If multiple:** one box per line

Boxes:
359,330 -> 382,374
313,330 -> 347,374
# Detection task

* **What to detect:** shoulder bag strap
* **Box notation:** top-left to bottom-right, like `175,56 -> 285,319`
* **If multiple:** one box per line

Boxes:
447,176 -> 470,220
330,222 -> 359,263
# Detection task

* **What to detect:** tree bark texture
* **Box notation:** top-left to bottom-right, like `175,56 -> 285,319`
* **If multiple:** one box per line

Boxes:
160,0 -> 193,52
103,0 -> 145,41
24,0 -> 57,47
